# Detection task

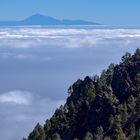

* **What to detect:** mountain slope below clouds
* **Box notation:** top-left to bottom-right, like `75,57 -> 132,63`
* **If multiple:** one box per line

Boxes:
0,14 -> 99,26
24,48 -> 140,140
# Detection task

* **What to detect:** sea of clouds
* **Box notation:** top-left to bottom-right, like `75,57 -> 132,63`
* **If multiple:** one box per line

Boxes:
0,27 -> 140,140
0,27 -> 140,49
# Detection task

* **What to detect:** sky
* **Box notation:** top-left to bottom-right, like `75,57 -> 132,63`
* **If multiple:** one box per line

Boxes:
0,0 -> 140,25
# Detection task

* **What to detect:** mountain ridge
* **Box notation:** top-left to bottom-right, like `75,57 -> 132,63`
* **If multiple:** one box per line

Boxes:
24,48 -> 140,140
0,14 -> 99,26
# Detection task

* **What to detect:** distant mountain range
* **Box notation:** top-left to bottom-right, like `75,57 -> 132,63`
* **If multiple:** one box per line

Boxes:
0,14 -> 99,26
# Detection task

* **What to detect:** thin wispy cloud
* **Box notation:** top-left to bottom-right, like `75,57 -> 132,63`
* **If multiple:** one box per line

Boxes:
0,52 -> 52,62
0,90 -> 32,105
0,52 -> 33,59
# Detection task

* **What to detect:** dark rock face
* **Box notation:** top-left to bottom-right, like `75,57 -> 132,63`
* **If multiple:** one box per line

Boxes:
24,49 -> 140,140
112,59 -> 140,102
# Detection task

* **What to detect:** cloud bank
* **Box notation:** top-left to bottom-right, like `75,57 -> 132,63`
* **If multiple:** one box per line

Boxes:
0,27 -> 140,48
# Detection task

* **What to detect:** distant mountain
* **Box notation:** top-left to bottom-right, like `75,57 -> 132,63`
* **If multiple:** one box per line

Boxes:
24,49 -> 140,140
0,14 -> 99,26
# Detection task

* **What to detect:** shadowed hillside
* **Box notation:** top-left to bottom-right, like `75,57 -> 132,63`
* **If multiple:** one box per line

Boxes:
23,48 -> 140,140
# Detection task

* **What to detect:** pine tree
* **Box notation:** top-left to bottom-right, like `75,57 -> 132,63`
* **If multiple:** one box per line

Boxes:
113,116 -> 127,140
133,48 -> 140,61
83,131 -> 93,140
44,119 -> 51,135
134,129 -> 140,140
28,123 -> 45,140
52,132 -> 62,140
94,126 -> 104,140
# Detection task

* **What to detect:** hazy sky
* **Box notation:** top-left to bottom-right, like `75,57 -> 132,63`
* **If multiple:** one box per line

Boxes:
0,0 -> 140,25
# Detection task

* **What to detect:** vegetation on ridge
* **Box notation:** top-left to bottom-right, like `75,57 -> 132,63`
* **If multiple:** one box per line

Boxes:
24,48 -> 140,140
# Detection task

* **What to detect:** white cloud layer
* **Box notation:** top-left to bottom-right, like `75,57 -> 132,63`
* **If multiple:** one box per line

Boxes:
0,90 -> 32,105
0,27 -> 140,48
